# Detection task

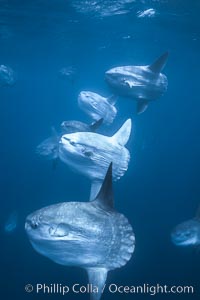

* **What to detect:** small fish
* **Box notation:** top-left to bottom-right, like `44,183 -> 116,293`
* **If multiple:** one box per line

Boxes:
171,206 -> 200,247
59,119 -> 131,199
4,211 -> 18,233
0,64 -> 15,86
78,91 -> 117,125
36,127 -> 60,160
105,52 -> 168,114
25,163 -> 135,300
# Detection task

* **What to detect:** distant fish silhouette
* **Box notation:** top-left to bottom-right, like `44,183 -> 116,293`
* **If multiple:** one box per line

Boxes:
4,211 -> 18,233
61,119 -> 103,134
0,64 -> 15,86
25,163 -> 135,300
171,205 -> 200,247
105,52 -> 168,114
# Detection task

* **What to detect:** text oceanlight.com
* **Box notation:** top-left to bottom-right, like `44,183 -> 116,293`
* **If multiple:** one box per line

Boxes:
25,283 -> 194,296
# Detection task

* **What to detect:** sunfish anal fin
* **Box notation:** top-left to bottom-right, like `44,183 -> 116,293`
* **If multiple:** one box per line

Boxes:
86,268 -> 108,300
137,100 -> 149,114
148,51 -> 169,73
94,163 -> 114,210
90,118 -> 103,132
111,118 -> 132,146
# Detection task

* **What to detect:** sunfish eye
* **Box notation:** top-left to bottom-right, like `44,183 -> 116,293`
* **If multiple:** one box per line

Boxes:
70,140 -> 76,146
63,137 -> 76,146
30,221 -> 38,229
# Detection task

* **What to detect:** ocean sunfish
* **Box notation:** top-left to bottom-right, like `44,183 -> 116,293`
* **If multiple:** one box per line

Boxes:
171,206 -> 200,247
59,119 -> 131,199
105,52 -> 168,114
61,118 -> 103,134
0,64 -> 15,86
78,91 -> 117,125
25,163 -> 135,300
36,127 -> 60,161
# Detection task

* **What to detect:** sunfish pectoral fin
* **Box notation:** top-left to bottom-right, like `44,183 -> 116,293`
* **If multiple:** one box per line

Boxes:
94,163 -> 114,210
137,100 -> 149,114
124,80 -> 134,88
90,118 -> 104,132
107,94 -> 118,105
111,118 -> 132,146
148,51 -> 169,73
86,268 -> 108,300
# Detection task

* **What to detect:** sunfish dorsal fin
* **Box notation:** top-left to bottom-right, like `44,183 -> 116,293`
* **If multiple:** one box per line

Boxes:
90,118 -> 103,132
107,94 -> 117,105
94,163 -> 114,210
111,118 -> 132,146
86,268 -> 108,300
148,51 -> 169,73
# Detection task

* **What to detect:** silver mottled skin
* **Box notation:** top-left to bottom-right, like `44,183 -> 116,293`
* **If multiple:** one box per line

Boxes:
25,201 -> 135,269
61,120 -> 92,133
78,91 -> 117,125
171,219 -> 200,247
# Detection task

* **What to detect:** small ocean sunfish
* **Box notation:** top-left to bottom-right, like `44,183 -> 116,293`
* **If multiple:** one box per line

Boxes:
78,91 -> 117,125
171,206 -> 200,247
0,64 -> 15,86
61,119 -> 103,134
25,164 -> 135,300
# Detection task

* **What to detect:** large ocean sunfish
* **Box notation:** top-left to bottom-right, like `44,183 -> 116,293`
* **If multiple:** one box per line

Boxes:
25,164 -> 135,300
171,205 -> 200,247
59,119 -> 131,199
105,52 -> 168,114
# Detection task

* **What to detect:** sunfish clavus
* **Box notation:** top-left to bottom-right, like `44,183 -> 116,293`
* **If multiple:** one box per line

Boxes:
105,52 -> 168,114
59,119 -> 131,199
25,164 -> 135,300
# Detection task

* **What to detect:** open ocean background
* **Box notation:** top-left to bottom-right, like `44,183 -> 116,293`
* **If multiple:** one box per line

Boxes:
0,0 -> 200,299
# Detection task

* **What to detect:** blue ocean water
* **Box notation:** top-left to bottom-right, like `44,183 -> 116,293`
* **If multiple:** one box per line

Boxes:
0,0 -> 200,299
